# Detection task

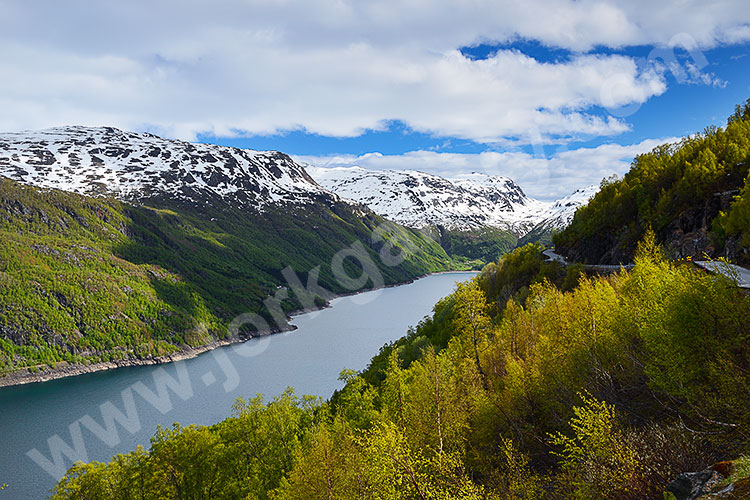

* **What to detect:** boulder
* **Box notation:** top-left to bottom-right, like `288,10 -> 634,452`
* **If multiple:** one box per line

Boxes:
667,469 -> 723,500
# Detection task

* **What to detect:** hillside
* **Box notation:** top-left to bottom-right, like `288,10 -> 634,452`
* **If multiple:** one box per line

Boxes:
0,129 -> 453,380
554,100 -> 750,265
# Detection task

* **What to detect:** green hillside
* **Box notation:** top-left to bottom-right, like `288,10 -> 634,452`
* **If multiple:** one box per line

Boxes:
435,226 -> 519,268
0,178 -> 450,376
554,99 -> 750,265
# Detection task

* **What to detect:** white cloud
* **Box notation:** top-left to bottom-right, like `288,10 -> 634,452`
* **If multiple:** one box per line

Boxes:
296,137 -> 681,200
0,1 -> 747,142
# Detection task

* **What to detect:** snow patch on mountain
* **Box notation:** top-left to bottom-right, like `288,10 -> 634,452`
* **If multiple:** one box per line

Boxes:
307,165 -> 594,236
541,185 -> 599,229
0,126 -> 596,236
0,126 -> 330,209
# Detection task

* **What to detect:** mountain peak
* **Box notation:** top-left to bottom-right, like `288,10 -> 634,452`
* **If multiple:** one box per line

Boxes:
0,127 -> 329,211
305,164 -> 592,236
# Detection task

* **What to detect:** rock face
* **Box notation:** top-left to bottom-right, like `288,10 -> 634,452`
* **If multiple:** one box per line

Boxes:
0,126 -> 333,210
667,469 -> 725,500
307,165 -> 595,237
661,190 -> 739,261
666,462 -> 746,500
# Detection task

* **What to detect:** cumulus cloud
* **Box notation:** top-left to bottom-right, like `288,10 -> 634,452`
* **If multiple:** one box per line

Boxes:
0,1 -> 747,142
296,137 -> 681,200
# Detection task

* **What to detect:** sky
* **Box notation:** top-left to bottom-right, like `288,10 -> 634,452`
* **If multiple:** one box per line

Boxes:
1,1 -> 750,200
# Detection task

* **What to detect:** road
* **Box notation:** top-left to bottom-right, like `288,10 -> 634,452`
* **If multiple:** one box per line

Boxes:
694,260 -> 750,288
543,249 -> 750,288
542,249 -> 634,271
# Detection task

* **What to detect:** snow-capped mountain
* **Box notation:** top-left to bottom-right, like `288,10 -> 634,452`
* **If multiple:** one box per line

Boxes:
0,126 -> 330,209
306,165 -> 594,236
539,185 -> 598,229
0,126 -> 596,239
306,166 -> 553,235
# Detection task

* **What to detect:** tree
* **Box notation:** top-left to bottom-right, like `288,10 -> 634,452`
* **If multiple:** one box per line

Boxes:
551,394 -> 643,499
452,280 -> 492,388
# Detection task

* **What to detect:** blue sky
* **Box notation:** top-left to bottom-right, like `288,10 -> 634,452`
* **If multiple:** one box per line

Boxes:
199,41 -> 750,156
2,1 -> 750,199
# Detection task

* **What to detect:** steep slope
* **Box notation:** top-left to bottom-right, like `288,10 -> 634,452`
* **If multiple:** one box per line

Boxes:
0,129 -> 452,380
554,100 -> 750,265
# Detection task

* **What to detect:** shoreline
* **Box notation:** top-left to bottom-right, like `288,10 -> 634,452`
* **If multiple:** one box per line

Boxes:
0,270 -> 478,389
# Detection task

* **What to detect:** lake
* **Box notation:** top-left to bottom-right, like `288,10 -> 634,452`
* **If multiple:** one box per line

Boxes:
0,272 -> 475,499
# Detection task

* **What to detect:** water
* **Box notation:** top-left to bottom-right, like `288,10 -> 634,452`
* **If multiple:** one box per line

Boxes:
0,272 -> 475,499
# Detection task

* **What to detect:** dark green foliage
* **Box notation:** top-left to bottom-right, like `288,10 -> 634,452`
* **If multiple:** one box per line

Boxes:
715,169 -> 750,254
517,222 -> 556,247
437,226 -> 518,266
0,177 -> 451,375
554,98 -> 750,264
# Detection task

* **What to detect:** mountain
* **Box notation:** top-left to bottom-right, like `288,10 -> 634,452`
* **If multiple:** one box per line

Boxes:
306,165 -> 550,234
0,127 -> 451,381
554,100 -> 750,265
0,126 -> 330,209
307,165 -> 595,261
518,185 -> 598,245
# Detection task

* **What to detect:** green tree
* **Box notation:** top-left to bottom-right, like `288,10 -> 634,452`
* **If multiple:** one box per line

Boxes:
551,394 -> 642,500
452,280 -> 492,387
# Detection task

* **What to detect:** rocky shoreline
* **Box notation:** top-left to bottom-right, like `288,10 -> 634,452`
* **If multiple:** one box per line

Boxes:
0,270 -> 478,389
0,337 -> 247,388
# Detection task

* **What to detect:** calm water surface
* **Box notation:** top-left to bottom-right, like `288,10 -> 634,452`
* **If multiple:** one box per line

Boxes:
0,272 -> 475,499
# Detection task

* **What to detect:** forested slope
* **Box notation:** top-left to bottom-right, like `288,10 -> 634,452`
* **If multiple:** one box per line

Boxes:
554,99 -> 750,265
0,177 -> 449,377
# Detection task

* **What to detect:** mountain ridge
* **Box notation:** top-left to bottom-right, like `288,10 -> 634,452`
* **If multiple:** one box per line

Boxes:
0,126 -> 333,211
306,164 -> 595,238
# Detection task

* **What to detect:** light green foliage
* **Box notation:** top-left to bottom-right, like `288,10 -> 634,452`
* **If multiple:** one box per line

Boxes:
52,234 -> 750,499
52,390 -> 317,500
452,280 -> 493,384
277,418 -> 368,500
332,369 -> 379,430
398,348 -> 473,457
551,394 -> 642,499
